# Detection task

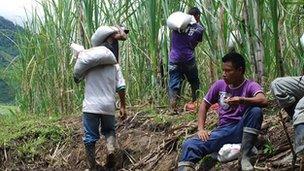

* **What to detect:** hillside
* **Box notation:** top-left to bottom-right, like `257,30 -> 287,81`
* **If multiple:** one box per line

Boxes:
0,16 -> 23,103
1,102 -> 303,170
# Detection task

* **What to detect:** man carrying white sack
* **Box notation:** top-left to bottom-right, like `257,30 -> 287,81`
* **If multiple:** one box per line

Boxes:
73,25 -> 128,171
167,7 -> 204,113
91,25 -> 129,120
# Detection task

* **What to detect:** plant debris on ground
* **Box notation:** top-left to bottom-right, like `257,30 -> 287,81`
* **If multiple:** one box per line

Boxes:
1,101 -> 303,170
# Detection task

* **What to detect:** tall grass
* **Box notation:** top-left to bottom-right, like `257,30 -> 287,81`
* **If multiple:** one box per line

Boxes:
11,0 -> 304,115
15,0 -> 80,115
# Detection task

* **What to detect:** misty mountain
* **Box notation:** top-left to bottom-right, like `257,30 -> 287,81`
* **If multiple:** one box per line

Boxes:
0,16 -> 23,104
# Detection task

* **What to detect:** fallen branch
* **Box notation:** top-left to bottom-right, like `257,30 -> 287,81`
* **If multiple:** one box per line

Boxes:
4,147 -> 7,161
268,149 -> 291,162
278,109 -> 296,170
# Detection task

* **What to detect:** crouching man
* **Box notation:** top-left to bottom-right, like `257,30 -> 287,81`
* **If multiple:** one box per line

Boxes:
178,52 -> 268,171
271,76 -> 304,160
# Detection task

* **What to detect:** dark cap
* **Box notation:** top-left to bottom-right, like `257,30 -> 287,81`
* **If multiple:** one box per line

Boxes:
188,7 -> 201,16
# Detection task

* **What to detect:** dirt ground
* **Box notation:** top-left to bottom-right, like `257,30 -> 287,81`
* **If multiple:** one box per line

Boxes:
1,101 -> 304,171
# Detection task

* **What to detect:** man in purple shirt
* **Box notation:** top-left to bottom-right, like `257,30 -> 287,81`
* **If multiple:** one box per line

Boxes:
169,7 -> 204,112
178,52 -> 268,171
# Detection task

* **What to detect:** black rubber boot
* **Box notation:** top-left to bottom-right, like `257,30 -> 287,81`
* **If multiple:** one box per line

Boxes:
284,103 -> 296,118
241,132 -> 257,171
295,123 -> 304,155
85,143 -> 97,171
105,153 -> 115,171
177,165 -> 195,171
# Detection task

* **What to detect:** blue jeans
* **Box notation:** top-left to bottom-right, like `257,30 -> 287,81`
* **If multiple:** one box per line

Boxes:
168,58 -> 200,102
179,107 -> 263,164
82,112 -> 116,145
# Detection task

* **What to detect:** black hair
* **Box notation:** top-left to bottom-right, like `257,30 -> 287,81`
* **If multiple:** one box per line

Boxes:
222,52 -> 246,73
188,7 -> 201,16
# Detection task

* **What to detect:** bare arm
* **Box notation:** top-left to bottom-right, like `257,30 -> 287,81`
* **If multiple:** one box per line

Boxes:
118,90 -> 127,120
197,100 -> 211,141
112,27 -> 128,40
226,92 -> 268,107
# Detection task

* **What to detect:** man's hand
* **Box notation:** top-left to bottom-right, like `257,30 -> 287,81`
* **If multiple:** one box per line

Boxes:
197,129 -> 210,141
113,26 -> 128,40
225,96 -> 243,105
119,107 -> 127,121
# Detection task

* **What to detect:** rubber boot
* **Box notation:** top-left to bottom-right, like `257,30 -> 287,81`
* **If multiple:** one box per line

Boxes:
105,135 -> 116,171
241,132 -> 257,171
106,153 -> 115,171
295,123 -> 304,155
85,143 -> 97,171
106,135 -> 116,154
177,165 -> 195,171
284,103 -> 296,118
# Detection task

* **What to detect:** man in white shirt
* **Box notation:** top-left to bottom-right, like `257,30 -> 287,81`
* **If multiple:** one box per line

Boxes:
81,26 -> 128,171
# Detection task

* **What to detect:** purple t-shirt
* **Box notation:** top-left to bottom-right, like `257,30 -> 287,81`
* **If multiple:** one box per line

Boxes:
204,79 -> 263,126
169,23 -> 204,63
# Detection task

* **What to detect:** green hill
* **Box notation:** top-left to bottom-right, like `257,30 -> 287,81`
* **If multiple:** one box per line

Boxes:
0,16 -> 23,104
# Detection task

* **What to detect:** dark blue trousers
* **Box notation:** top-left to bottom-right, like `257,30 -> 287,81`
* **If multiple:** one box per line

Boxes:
168,58 -> 200,102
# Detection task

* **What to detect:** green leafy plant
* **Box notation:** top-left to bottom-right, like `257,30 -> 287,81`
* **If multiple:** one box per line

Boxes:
263,140 -> 276,156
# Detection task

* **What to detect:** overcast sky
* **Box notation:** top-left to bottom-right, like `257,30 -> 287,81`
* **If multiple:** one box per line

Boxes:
0,0 -> 42,26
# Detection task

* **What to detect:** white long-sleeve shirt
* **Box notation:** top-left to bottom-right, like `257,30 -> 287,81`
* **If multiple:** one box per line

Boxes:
82,64 -> 125,115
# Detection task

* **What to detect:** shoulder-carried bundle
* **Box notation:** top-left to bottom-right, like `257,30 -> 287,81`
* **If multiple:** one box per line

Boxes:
166,11 -> 196,33
91,26 -> 119,47
72,46 -> 117,82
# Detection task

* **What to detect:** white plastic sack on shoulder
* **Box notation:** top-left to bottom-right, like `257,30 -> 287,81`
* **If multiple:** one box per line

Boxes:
91,26 -> 119,47
70,43 -> 85,65
73,46 -> 117,81
166,11 -> 196,32
70,43 -> 84,58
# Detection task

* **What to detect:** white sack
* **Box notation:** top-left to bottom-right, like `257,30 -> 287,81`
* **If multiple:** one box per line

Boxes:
166,11 -> 196,32
217,144 -> 241,162
73,46 -> 117,81
70,43 -> 84,59
211,143 -> 258,163
91,26 -> 119,47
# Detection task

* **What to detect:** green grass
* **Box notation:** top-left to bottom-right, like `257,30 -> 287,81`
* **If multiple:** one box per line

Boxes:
0,112 -> 71,161
0,104 -> 18,115
144,106 -> 197,125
